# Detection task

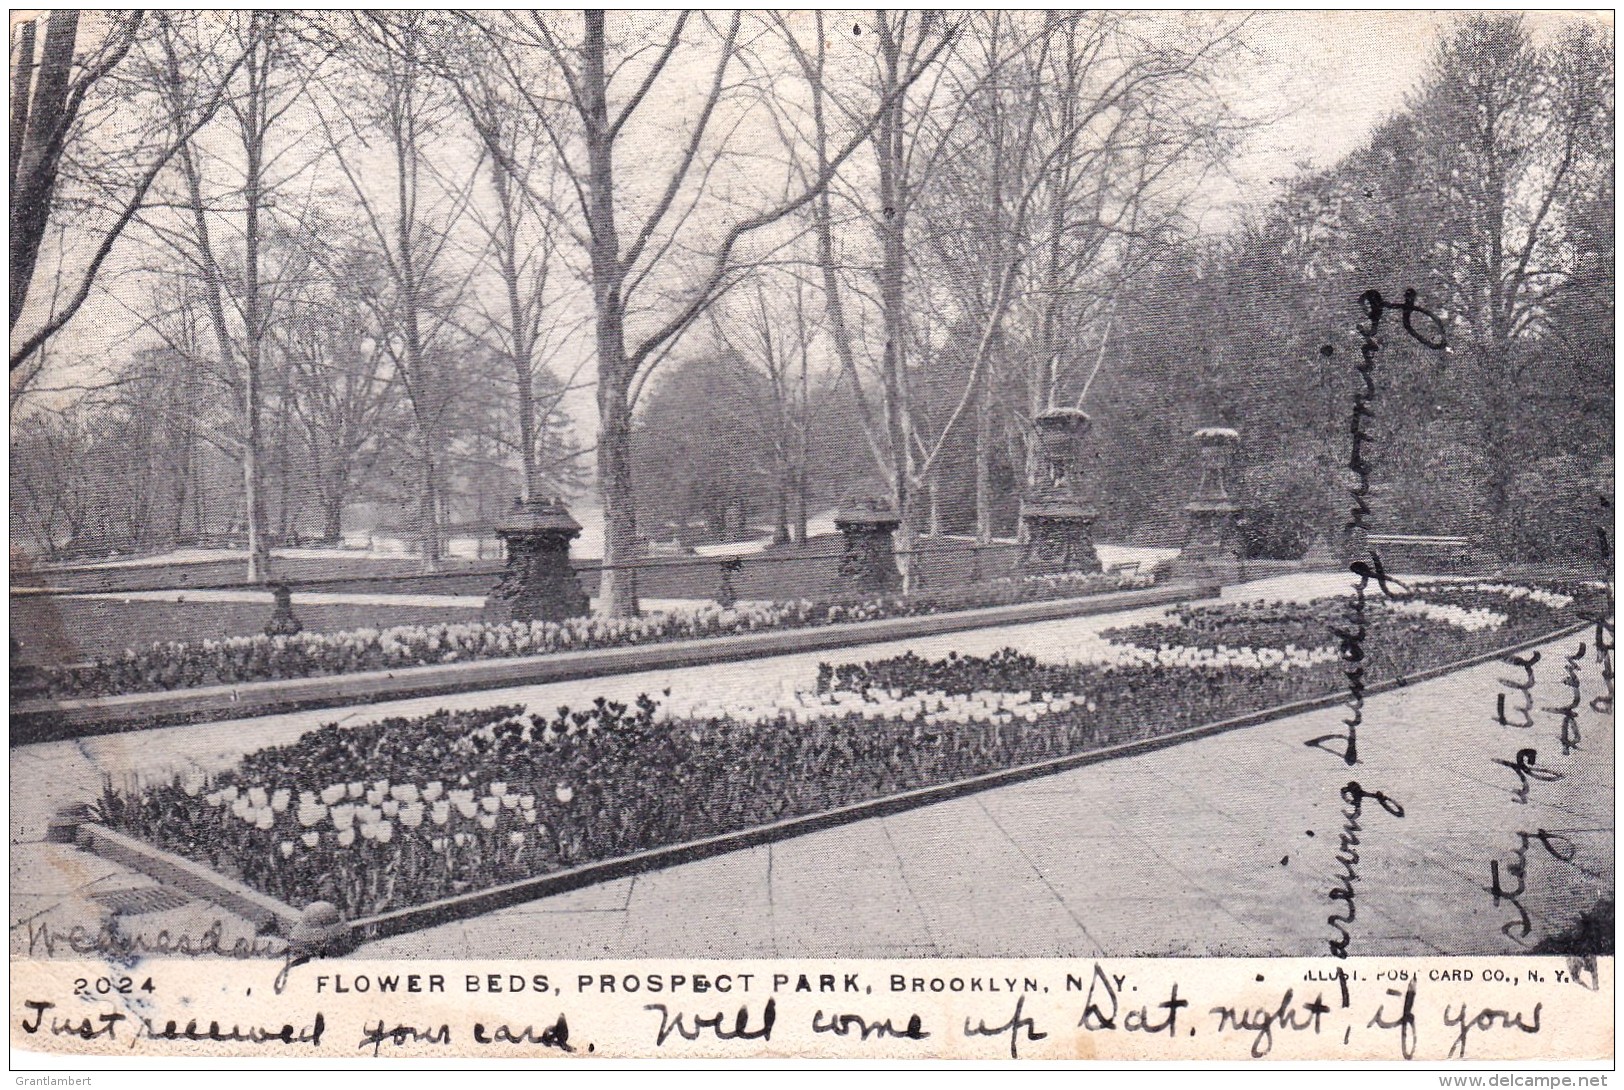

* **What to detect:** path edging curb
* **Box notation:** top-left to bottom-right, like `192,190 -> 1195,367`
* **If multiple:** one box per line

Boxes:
74,822 -> 302,934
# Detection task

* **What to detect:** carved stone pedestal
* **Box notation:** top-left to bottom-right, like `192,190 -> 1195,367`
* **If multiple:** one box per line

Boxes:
834,492 -> 901,596
1020,408 -> 1101,575
483,498 -> 590,624
1020,496 -> 1101,575
1171,427 -> 1245,584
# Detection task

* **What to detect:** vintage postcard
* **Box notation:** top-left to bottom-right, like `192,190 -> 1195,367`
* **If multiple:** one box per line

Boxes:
8,8 -> 1615,1071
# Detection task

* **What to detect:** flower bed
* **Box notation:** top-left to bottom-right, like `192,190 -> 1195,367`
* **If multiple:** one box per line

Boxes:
92,580 -> 1585,921
1100,580 -> 1586,655
42,569 -> 1151,699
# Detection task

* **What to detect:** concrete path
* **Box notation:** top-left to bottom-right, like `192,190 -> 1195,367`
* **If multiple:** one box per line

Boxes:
11,575 -> 1611,959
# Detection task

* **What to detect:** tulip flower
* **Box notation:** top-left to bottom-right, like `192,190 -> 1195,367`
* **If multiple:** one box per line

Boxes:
454,798 -> 478,820
376,821 -> 394,844
182,774 -> 205,798
555,785 -> 575,804
255,811 -> 275,831
337,829 -> 356,848
399,804 -> 424,829
300,831 -> 320,849
431,803 -> 451,826
320,785 -> 347,806
391,784 -> 419,805
381,800 -> 400,818
480,796 -> 500,814
507,831 -> 525,849
478,814 -> 497,831
248,787 -> 268,808
279,841 -> 295,859
270,790 -> 291,814
423,782 -> 444,801
347,782 -> 365,800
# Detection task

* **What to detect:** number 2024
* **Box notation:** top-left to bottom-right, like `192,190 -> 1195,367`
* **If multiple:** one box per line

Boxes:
74,977 -> 155,996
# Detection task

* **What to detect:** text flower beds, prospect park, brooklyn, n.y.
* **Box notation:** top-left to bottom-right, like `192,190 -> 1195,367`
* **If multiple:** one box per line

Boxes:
40,569 -> 1150,699
93,580 -> 1594,922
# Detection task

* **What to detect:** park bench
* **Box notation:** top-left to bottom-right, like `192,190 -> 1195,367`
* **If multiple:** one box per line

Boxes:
1365,532 -> 1472,574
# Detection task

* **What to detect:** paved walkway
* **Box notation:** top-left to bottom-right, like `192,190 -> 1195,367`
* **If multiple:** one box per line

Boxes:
10,574 -> 1611,959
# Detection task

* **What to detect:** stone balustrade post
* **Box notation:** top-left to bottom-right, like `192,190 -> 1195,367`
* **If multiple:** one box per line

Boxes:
483,498 -> 591,623
833,489 -> 902,596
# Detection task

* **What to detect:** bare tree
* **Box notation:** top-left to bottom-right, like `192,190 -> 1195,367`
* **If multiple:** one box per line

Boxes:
10,409 -> 94,557
785,11 -> 1016,575
318,12 -> 484,571
462,11 -> 952,615
791,12 -> 1249,561
707,274 -> 837,545
143,11 -> 328,580
9,12 -> 250,371
458,64 -> 590,503
275,236 -> 402,543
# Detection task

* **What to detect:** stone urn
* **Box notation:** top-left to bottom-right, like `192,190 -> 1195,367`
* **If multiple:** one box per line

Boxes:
482,498 -> 590,624
833,487 -> 901,596
1174,427 -> 1245,583
1019,407 -> 1101,575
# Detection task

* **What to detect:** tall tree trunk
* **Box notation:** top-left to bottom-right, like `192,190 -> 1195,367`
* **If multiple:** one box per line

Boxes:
794,466 -> 809,546
8,20 -> 37,193
583,11 -> 639,616
974,366 -> 993,543
774,469 -> 791,545
494,156 -> 540,503
596,376 -> 639,614
276,377 -> 293,540
240,71 -> 272,580
8,12 -> 76,331
415,441 -> 443,567
875,25 -> 916,589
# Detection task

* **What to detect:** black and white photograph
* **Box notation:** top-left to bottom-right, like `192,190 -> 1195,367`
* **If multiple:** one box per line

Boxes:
7,7 -> 1616,1066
